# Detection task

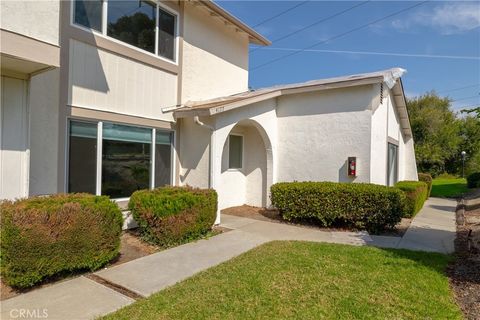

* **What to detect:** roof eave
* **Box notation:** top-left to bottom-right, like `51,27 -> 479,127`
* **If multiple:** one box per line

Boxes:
197,0 -> 271,46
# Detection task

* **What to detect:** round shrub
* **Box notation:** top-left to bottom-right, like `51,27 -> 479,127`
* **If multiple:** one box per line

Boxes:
0,194 -> 123,288
270,182 -> 405,234
395,181 -> 428,218
129,186 -> 217,247
467,172 -> 480,188
418,173 -> 433,197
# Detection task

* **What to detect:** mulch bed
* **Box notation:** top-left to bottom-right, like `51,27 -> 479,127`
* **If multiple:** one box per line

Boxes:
448,198 -> 480,320
222,205 -> 410,236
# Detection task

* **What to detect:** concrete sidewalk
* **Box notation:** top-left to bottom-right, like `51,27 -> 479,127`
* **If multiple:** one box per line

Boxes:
0,197 -> 457,319
369,197 -> 457,254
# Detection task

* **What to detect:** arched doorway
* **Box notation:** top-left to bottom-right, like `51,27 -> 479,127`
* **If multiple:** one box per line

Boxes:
218,119 -> 273,209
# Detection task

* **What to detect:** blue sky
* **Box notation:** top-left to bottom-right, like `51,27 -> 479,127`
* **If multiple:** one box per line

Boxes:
217,1 -> 480,111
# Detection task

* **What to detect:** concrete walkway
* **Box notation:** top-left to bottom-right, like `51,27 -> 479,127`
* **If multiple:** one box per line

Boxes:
0,197 -> 457,319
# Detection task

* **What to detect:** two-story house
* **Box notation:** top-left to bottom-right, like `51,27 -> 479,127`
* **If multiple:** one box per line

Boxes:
0,0 -> 417,225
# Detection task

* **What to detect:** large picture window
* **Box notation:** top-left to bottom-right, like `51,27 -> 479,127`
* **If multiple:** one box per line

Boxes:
69,121 -> 98,194
73,0 -> 177,61
68,120 -> 174,198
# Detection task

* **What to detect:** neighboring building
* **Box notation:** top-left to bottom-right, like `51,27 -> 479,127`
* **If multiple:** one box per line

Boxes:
0,0 -> 417,224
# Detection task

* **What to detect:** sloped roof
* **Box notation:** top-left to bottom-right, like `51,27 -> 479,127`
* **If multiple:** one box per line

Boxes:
191,0 -> 270,46
173,68 -> 412,137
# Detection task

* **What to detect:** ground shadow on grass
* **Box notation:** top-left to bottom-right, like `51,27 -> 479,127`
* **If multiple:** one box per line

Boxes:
431,184 -> 469,198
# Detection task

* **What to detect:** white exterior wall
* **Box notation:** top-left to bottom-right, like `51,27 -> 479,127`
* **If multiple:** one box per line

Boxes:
370,87 -> 418,184
370,85 -> 388,185
0,0 -> 59,46
181,4 -> 249,102
179,117 -> 212,189
68,40 -> 177,122
276,86 -> 375,183
0,76 -> 29,200
29,69 -> 60,196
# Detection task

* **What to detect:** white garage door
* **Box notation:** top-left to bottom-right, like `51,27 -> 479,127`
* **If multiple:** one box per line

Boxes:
0,76 -> 29,200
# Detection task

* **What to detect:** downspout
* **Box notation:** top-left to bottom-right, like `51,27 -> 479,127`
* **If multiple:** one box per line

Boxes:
193,116 -> 215,189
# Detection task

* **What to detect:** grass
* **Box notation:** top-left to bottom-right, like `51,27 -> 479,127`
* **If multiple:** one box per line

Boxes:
102,241 -> 461,320
431,177 -> 469,198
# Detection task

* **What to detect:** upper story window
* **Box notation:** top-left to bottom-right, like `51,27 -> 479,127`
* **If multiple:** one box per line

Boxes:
73,0 -> 177,62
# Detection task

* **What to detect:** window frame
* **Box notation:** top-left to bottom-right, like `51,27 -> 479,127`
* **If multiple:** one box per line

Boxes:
66,118 -> 175,200
227,133 -> 244,171
386,142 -> 399,187
70,0 -> 179,64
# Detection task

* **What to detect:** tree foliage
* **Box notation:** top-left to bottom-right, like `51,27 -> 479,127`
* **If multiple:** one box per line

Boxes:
406,92 -> 480,176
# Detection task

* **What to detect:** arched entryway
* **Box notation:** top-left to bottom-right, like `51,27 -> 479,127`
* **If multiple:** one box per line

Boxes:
218,119 -> 273,210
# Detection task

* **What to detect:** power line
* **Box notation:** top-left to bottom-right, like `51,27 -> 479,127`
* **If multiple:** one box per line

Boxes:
253,1 -> 310,28
251,1 -> 370,53
437,84 -> 480,94
251,1 -> 429,71
451,95 -> 480,103
256,47 -> 479,60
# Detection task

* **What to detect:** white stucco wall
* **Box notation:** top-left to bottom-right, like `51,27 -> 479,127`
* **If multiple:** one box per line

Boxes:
370,85 -> 388,185
276,86 -> 375,183
29,69 -> 60,196
179,117 -> 212,189
68,40 -> 177,121
181,4 -> 249,102
0,0 -> 59,46
0,76 -> 29,200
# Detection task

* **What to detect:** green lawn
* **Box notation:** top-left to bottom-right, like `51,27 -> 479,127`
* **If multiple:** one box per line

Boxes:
431,178 -> 469,198
103,241 -> 461,320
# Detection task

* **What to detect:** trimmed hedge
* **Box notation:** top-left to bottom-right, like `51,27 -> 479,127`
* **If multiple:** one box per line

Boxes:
270,182 -> 405,233
418,173 -> 433,197
0,194 -> 123,288
395,181 -> 428,218
129,186 -> 217,247
467,172 -> 480,188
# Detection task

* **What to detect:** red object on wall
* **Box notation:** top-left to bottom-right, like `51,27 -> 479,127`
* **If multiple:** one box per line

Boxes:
348,157 -> 356,177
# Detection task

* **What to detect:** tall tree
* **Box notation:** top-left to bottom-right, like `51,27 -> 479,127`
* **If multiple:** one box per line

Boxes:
406,92 -> 462,175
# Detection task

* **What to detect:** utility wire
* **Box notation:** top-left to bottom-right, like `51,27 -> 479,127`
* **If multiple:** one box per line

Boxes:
451,95 -> 480,102
251,1 -> 429,71
437,84 -> 480,94
253,1 -> 310,28
251,1 -> 370,53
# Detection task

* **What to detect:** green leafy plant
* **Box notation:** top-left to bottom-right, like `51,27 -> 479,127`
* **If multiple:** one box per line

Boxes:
0,194 -> 123,288
467,172 -> 480,188
418,173 -> 433,197
395,181 -> 428,218
129,186 -> 217,247
270,182 -> 405,234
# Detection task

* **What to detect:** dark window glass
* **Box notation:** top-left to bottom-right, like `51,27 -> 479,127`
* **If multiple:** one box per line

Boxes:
69,121 -> 97,194
228,135 -> 243,169
158,8 -> 175,60
387,143 -> 398,186
154,131 -> 172,187
107,0 -> 156,53
102,123 -> 151,198
74,0 -> 102,32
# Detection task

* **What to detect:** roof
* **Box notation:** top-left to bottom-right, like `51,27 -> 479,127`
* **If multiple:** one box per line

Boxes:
173,68 -> 412,137
190,0 -> 271,46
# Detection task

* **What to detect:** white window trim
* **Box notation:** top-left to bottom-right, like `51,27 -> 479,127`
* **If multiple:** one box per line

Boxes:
66,118 -> 175,199
227,133 -> 244,171
70,0 -> 179,64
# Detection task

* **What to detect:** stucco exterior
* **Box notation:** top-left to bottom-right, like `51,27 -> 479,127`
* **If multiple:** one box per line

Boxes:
0,0 -> 60,46
181,3 -> 249,102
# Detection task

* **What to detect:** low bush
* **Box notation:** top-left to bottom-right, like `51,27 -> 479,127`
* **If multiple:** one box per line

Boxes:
129,186 -> 217,247
0,194 -> 123,288
418,173 -> 433,197
395,181 -> 428,218
270,182 -> 405,234
467,172 -> 480,188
